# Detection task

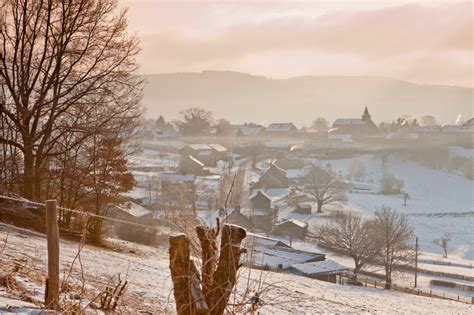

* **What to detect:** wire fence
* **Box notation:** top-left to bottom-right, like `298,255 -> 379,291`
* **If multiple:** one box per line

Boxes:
341,275 -> 474,304
0,194 -> 166,233
1,193 -> 473,310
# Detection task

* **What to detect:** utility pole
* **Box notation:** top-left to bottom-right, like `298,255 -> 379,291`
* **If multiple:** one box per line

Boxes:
415,236 -> 419,288
148,182 -> 152,206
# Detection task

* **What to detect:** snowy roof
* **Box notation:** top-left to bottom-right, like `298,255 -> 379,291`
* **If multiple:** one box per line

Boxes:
198,150 -> 213,156
250,208 -> 270,216
235,124 -> 264,136
333,119 -> 367,126
464,118 -> 474,126
245,244 -> 324,269
245,233 -> 290,248
117,202 -> 151,217
266,123 -> 296,132
250,190 -> 271,201
441,125 -> 472,133
160,173 -> 195,183
208,143 -> 227,152
277,219 -> 308,228
187,155 -> 205,167
297,203 -> 312,209
290,260 -> 349,276
186,144 -> 212,151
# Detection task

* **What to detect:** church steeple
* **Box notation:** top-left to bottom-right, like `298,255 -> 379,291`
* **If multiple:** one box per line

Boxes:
362,106 -> 371,121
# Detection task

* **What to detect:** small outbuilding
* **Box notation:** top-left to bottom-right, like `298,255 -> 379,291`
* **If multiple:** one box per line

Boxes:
288,260 -> 349,284
294,203 -> 312,214
273,219 -> 308,239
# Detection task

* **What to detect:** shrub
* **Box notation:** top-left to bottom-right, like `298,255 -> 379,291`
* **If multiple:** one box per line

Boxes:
380,172 -> 404,195
115,219 -> 157,246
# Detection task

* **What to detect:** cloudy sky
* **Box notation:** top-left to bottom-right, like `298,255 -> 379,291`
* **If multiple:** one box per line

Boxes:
121,0 -> 473,87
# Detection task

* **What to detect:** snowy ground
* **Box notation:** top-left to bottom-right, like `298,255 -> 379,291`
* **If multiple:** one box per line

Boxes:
296,154 -> 474,260
1,224 -> 472,314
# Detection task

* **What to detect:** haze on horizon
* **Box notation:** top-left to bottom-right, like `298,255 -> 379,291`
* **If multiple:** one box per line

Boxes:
121,0 -> 473,123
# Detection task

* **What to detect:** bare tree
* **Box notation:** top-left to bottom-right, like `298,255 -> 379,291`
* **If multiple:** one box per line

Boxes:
372,206 -> 414,289
317,211 -> 378,274
214,118 -> 232,136
175,107 -> 214,135
420,115 -> 438,126
311,117 -> 329,132
348,157 -> 366,181
433,233 -> 452,258
0,0 -> 142,200
301,164 -> 347,213
218,167 -> 246,210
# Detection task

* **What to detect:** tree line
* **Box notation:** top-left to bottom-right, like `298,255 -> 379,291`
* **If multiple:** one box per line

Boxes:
0,0 -> 142,243
150,107 -> 446,136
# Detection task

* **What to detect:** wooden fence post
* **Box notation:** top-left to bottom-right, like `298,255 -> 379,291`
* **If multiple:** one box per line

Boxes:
45,200 -> 60,310
374,281 -> 377,288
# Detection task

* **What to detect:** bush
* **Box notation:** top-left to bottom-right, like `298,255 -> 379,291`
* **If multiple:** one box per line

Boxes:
115,219 -> 157,246
380,173 -> 404,195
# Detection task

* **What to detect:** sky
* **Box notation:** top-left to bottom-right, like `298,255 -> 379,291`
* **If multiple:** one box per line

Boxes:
120,0 -> 473,88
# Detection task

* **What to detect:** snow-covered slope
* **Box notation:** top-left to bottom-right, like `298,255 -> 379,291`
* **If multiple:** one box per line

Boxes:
1,224 -> 472,314
310,154 -> 474,260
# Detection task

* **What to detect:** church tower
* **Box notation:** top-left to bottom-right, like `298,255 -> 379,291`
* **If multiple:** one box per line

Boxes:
362,106 -> 371,121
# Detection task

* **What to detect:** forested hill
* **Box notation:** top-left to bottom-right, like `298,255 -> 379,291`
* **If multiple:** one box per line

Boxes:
143,71 -> 473,125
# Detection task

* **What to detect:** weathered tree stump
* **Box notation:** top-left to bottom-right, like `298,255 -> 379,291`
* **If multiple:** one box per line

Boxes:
169,224 -> 247,315
169,234 -> 208,315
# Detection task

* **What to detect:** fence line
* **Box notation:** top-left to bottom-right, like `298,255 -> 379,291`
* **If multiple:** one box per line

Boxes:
0,194 -> 165,233
342,276 -> 473,305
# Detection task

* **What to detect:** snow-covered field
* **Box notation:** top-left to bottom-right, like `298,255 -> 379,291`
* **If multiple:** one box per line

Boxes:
303,154 -> 474,260
1,225 -> 472,314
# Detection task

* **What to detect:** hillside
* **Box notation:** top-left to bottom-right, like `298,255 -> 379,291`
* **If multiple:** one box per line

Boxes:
142,71 -> 473,125
1,224 -> 472,314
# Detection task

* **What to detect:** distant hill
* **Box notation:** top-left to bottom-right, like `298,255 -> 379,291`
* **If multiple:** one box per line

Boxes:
142,71 -> 473,125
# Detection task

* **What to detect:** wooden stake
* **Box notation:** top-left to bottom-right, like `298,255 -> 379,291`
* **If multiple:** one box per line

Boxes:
45,200 -> 60,310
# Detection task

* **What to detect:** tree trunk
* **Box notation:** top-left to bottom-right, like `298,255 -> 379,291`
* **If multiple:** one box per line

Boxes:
22,149 -> 35,200
384,268 -> 392,290
196,226 -> 218,301
317,201 -> 323,213
169,234 -> 208,315
207,224 -> 246,315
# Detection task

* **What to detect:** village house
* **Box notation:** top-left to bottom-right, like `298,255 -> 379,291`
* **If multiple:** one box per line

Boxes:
230,123 -> 265,137
179,155 -> 205,175
249,190 -> 275,231
243,233 -> 325,270
222,207 -> 255,231
294,203 -> 312,214
109,201 -> 151,221
178,144 -> 229,166
265,123 -> 298,136
287,260 -> 349,284
328,107 -> 379,141
273,219 -> 308,240
413,124 -> 474,147
253,163 -> 289,189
